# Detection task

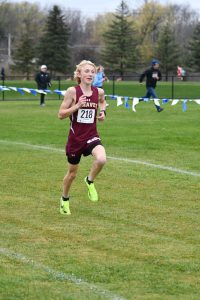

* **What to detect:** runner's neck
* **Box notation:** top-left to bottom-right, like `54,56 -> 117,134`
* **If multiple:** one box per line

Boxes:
79,83 -> 93,97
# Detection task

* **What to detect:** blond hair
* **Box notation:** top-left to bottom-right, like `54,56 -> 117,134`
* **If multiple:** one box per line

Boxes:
74,60 -> 96,84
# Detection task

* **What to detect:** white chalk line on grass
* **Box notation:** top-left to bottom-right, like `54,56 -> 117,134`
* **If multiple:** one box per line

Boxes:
0,247 -> 126,300
107,156 -> 200,177
0,139 -> 200,177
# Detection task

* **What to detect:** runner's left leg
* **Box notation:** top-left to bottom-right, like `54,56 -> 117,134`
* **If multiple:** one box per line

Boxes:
88,145 -> 106,181
63,163 -> 79,197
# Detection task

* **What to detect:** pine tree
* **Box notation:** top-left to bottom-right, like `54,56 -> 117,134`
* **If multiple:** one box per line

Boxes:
11,3 -> 41,79
156,23 -> 180,80
37,5 -> 70,75
189,22 -> 200,71
101,1 -> 138,76
12,34 -> 35,80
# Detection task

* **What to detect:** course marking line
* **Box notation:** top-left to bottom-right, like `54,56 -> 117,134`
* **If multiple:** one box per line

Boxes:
0,139 -> 200,177
0,247 -> 126,300
107,156 -> 200,177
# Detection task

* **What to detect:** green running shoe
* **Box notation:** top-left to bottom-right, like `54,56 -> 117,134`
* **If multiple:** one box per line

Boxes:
84,177 -> 98,202
60,197 -> 71,215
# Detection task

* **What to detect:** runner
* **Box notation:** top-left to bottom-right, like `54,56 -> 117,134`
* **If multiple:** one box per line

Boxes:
58,60 -> 107,215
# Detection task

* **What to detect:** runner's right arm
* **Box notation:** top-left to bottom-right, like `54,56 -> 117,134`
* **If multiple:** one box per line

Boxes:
58,87 -> 87,119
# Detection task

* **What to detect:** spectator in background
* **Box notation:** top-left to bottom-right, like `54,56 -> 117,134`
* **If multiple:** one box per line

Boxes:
93,65 -> 109,106
35,65 -> 51,106
1,67 -> 5,81
177,66 -> 186,81
92,65 -> 107,89
139,59 -> 163,112
177,66 -> 182,79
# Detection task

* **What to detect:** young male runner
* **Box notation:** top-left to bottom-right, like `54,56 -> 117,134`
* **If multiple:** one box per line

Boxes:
58,60 -> 107,215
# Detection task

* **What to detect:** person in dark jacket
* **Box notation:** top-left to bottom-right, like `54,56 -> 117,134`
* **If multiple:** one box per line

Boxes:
35,65 -> 51,106
139,59 -> 163,112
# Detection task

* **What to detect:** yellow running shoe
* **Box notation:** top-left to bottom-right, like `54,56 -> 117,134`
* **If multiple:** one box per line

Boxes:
60,197 -> 71,215
84,177 -> 98,202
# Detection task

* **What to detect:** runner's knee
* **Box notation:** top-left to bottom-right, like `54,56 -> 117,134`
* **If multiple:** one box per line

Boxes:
96,156 -> 106,166
64,168 -> 77,181
69,169 -> 77,180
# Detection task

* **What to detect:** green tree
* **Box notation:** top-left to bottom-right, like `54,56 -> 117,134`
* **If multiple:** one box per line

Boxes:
37,5 -> 70,75
188,22 -> 200,71
12,33 -> 35,79
11,3 -> 41,79
155,23 -> 180,80
1,2 -> 44,76
135,1 -> 165,66
101,1 -> 138,76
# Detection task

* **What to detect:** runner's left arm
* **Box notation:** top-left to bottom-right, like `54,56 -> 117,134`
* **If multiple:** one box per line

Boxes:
97,88 -> 106,121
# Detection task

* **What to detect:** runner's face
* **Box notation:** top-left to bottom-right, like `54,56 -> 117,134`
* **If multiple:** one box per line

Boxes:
79,64 -> 96,84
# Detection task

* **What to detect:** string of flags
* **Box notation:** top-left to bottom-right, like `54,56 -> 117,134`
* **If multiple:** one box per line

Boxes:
105,95 -> 200,112
0,85 -> 65,96
1,85 -> 200,112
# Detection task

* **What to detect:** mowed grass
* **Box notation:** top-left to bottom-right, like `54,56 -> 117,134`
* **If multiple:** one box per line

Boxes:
0,97 -> 200,300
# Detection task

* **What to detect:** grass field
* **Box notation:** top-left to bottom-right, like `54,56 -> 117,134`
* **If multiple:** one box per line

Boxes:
0,94 -> 200,299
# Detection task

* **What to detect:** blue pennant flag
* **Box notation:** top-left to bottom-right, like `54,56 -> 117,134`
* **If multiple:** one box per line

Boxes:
182,99 -> 187,112
54,89 -> 62,95
44,89 -> 53,94
29,89 -> 37,96
162,98 -> 168,104
124,96 -> 130,108
17,88 -> 24,95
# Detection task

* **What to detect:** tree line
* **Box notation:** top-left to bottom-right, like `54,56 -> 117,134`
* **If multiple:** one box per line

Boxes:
0,0 -> 200,78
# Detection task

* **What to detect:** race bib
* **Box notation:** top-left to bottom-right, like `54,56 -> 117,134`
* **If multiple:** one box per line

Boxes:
77,109 -> 95,123
152,72 -> 158,79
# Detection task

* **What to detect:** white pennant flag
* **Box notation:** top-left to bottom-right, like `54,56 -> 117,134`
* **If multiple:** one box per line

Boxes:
171,99 -> 179,106
117,96 -> 123,106
132,97 -> 139,112
9,87 -> 17,91
1,87 -> 10,91
35,89 -> 47,94
194,100 -> 200,105
153,98 -> 160,107
22,88 -> 31,93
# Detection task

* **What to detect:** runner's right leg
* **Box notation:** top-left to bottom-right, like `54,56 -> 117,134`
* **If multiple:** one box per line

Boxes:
60,163 -> 79,215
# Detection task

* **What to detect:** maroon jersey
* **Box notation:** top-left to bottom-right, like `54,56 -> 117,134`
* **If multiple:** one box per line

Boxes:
66,85 -> 100,155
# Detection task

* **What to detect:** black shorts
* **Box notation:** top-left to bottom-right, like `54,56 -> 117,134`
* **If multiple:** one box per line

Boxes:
67,140 -> 102,165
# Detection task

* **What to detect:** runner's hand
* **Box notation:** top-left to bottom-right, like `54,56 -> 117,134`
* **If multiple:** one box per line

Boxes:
97,110 -> 106,122
77,95 -> 87,108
